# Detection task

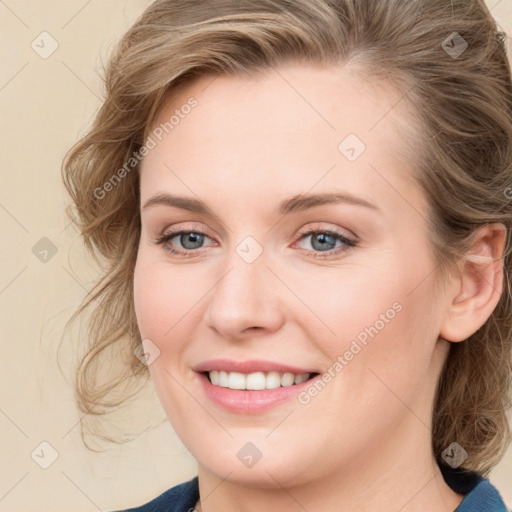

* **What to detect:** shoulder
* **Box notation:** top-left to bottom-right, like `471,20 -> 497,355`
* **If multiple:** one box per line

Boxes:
439,464 -> 509,512
455,479 -> 509,512
108,476 -> 199,512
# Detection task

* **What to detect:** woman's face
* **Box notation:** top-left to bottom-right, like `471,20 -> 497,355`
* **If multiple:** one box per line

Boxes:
134,63 -> 452,487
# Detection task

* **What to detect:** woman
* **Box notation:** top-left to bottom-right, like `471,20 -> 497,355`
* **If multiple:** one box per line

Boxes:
61,0 -> 512,510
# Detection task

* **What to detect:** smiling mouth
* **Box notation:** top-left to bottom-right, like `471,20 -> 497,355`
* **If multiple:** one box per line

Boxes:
204,370 -> 320,390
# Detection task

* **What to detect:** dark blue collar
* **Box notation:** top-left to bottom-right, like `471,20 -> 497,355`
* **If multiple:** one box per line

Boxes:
117,465 -> 508,511
439,464 -> 508,511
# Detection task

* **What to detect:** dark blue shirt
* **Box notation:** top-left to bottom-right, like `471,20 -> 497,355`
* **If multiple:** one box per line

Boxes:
111,464 -> 509,511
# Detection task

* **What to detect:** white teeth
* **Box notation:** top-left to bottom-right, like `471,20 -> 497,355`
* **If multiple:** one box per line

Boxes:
218,370 -> 229,387
294,373 -> 310,385
266,371 -> 282,389
246,372 -> 266,390
207,370 -> 312,390
281,372 -> 295,386
209,370 -> 220,385
228,372 -> 246,389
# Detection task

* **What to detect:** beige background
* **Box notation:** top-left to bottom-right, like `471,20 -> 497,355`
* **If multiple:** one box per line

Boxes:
1,1 -> 511,511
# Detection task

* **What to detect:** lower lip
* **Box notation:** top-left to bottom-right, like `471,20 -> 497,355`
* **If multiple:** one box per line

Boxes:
197,372 -> 320,414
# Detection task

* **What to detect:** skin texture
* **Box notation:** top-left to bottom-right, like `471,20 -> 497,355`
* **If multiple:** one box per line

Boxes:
133,62 -> 506,512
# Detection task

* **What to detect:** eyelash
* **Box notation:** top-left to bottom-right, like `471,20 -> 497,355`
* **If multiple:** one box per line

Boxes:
153,225 -> 358,260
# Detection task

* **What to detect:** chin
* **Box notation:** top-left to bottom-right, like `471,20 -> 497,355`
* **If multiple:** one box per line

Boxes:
194,442 -> 320,489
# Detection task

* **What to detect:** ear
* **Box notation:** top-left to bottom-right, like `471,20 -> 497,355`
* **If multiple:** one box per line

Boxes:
439,223 -> 507,343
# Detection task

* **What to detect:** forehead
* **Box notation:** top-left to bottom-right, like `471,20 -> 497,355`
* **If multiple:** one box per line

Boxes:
157,62 -> 412,129
139,62 -> 425,218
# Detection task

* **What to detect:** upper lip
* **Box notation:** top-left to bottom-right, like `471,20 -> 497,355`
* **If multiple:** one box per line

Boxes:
193,359 -> 319,374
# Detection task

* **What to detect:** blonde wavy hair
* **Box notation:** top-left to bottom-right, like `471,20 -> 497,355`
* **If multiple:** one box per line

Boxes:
61,0 -> 512,477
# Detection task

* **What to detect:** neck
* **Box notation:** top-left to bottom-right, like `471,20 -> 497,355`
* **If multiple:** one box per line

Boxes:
195,419 -> 464,512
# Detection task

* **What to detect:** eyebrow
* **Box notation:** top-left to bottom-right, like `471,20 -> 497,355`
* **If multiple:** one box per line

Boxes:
141,191 -> 381,216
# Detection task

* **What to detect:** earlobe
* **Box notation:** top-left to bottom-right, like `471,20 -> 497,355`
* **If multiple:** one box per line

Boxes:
439,223 -> 507,343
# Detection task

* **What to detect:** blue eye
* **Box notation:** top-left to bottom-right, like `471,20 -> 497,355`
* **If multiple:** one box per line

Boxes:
154,229 -> 212,257
296,229 -> 357,259
170,231 -> 205,250
154,228 -> 357,259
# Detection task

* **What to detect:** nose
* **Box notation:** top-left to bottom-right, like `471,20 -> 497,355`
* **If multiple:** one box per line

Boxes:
203,249 -> 285,340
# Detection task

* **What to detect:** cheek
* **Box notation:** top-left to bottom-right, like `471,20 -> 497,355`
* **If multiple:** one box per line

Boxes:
286,265 -> 423,354
335,243 -> 436,360
133,258 -> 169,342
295,253 -> 438,391
133,251 -> 202,422
328,274 -> 439,427
133,251 -> 206,346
